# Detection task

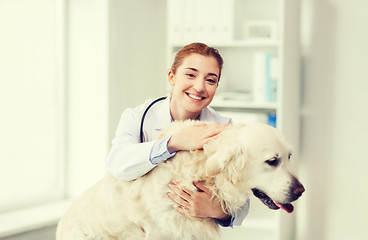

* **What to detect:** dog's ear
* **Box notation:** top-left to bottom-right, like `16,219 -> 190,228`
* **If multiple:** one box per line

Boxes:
204,126 -> 246,177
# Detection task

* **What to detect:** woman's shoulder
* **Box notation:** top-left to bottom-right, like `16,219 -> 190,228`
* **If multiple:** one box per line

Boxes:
124,97 -> 167,115
119,97 -> 169,125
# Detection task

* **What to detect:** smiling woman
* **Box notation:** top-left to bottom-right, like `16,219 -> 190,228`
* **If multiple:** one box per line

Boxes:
167,43 -> 222,121
168,54 -> 219,120
106,42 -> 250,228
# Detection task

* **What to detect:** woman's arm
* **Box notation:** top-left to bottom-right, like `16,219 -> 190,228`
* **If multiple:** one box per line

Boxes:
168,180 -> 250,227
167,123 -> 229,153
167,180 -> 228,219
107,108 -> 174,181
107,110 -> 228,181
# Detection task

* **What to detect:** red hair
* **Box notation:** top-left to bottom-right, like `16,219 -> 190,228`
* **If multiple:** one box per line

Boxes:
170,42 -> 224,80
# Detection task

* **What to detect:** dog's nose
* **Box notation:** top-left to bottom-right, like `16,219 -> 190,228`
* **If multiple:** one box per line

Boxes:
294,184 -> 305,196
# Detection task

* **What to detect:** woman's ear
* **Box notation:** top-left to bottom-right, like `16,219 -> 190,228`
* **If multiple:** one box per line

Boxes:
168,70 -> 175,86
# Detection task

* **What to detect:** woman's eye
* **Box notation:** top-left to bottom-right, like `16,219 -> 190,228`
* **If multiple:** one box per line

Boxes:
186,73 -> 195,78
206,79 -> 217,84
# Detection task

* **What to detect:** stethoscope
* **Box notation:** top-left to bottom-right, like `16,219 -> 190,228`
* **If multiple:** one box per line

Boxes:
139,96 -> 167,143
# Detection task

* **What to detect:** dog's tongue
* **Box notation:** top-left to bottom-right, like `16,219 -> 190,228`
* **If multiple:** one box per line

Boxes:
274,201 -> 294,213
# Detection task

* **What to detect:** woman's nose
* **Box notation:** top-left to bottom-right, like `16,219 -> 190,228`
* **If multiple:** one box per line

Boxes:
193,78 -> 205,92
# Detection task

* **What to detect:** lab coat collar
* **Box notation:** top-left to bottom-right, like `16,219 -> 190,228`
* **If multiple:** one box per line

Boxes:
199,107 -> 212,121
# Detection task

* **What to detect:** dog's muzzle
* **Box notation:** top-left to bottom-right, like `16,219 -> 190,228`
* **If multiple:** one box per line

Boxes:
252,181 -> 305,213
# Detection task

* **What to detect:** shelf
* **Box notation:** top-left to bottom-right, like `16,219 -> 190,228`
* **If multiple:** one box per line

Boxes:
167,0 -> 301,239
170,40 -> 279,49
210,97 -> 278,111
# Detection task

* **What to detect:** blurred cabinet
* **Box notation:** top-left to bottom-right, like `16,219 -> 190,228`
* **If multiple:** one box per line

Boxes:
166,0 -> 300,239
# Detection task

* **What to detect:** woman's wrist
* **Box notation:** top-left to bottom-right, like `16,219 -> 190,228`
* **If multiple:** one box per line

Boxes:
216,214 -> 231,221
167,136 -> 178,154
214,208 -> 230,220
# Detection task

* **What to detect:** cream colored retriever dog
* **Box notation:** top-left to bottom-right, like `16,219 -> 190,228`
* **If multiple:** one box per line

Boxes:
56,121 -> 304,240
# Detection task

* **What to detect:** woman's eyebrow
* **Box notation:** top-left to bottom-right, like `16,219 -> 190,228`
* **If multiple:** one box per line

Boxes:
207,72 -> 218,78
185,67 -> 218,78
185,67 -> 198,72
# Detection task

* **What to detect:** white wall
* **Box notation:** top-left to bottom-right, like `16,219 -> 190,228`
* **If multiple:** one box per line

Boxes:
67,0 -> 110,197
297,0 -> 368,239
0,0 -> 62,209
66,0 -> 167,192
66,0 -> 167,198
109,0 -> 167,140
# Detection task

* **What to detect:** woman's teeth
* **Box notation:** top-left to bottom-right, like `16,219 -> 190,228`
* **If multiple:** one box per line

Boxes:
187,93 -> 203,100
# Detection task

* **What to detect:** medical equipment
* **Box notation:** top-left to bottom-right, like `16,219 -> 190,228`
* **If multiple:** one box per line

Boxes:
140,96 -> 167,143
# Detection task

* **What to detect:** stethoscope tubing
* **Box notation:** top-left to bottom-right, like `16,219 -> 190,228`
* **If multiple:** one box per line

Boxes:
140,96 -> 167,143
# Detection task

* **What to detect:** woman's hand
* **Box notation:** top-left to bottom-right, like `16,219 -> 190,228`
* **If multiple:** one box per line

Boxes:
167,180 -> 229,220
167,123 -> 229,153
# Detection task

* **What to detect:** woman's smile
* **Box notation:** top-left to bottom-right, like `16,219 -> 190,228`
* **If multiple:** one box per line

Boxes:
185,92 -> 206,101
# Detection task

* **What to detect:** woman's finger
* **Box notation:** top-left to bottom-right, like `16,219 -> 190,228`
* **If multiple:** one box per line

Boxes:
193,181 -> 211,194
167,192 -> 190,208
168,182 -> 195,201
170,181 -> 195,195
205,123 -> 229,136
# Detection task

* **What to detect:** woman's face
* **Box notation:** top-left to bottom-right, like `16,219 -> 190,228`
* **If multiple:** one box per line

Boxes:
168,54 -> 219,120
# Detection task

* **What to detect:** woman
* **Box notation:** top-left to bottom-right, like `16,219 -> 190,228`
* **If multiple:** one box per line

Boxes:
107,42 -> 249,227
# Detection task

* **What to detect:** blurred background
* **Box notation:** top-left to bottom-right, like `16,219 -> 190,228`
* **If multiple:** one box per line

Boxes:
0,0 -> 367,239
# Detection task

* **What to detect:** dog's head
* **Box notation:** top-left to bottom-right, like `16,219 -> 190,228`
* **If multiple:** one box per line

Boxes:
204,123 -> 305,213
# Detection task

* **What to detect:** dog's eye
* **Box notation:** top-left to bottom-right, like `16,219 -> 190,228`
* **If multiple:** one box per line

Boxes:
288,153 -> 292,160
265,158 -> 280,167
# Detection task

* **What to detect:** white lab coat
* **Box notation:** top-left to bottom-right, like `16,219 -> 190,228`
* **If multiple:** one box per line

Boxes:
106,97 -> 249,226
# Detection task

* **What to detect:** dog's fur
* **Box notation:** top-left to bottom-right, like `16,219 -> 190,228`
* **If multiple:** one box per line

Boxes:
56,121 -> 304,240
